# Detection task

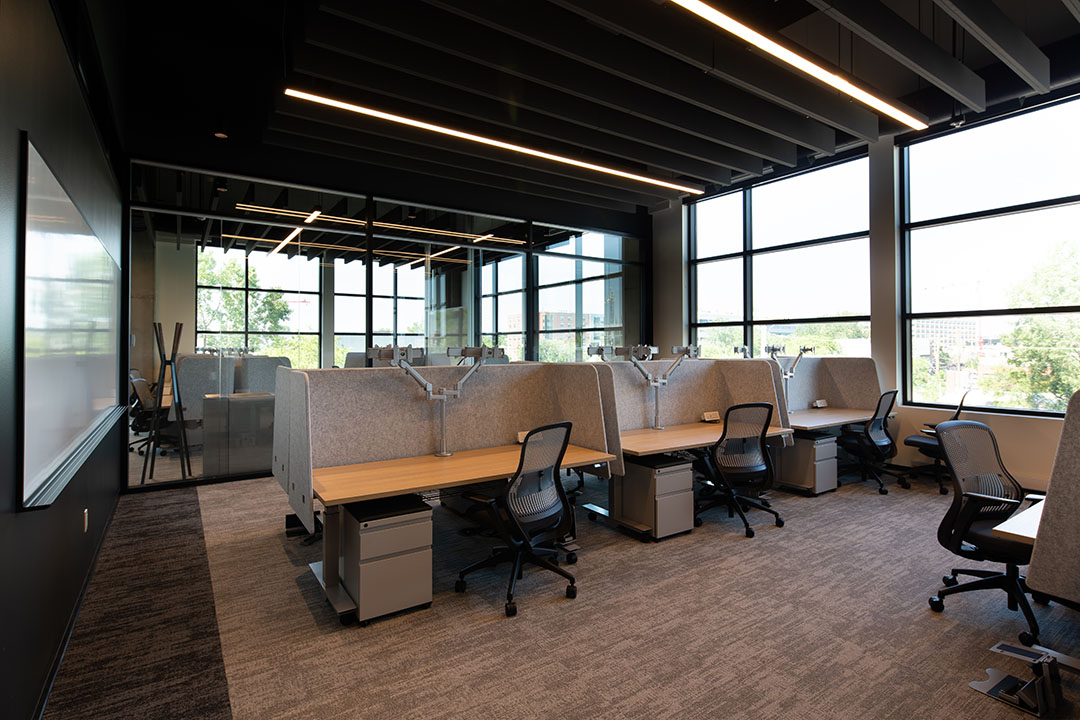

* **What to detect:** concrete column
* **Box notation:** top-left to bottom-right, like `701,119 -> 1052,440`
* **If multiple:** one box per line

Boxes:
651,202 -> 688,351
868,137 -> 901,394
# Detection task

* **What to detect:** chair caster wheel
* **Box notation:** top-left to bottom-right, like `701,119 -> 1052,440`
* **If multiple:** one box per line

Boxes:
942,575 -> 958,587
566,551 -> 577,564
939,486 -> 949,495
129,447 -> 134,453
878,487 -> 888,495
899,480 -> 911,489
566,584 -> 577,599
1032,593 -> 1051,606
760,499 -> 772,508
454,579 -> 466,593
138,450 -> 145,456
929,596 -> 944,612
693,517 -> 703,528
505,601 -> 517,617
745,527 -> 755,538
587,512 -> 597,522
358,619 -> 370,628
775,518 -> 785,528
1019,631 -> 1037,647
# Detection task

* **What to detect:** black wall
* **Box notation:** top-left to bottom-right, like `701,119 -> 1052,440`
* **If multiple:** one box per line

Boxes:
0,0 -> 125,718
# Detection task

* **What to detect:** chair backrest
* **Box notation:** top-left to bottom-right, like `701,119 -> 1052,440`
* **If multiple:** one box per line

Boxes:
864,390 -> 898,450
935,420 -> 1024,552
713,402 -> 773,475
130,377 -> 157,411
505,422 -> 573,534
948,390 -> 970,421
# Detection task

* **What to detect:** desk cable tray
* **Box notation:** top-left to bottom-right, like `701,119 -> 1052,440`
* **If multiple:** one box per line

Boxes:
970,641 -> 1078,717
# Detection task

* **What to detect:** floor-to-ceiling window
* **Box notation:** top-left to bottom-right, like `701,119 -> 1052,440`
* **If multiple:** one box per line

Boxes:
481,251 -> 526,361
534,226 -> 642,362
196,246 -> 321,368
903,97 -> 1080,414
690,157 -> 871,358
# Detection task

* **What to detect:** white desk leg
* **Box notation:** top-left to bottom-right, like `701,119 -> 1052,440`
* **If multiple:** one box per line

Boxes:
309,503 -> 357,616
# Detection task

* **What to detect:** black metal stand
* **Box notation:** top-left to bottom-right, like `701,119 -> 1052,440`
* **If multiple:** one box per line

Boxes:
141,322 -> 192,483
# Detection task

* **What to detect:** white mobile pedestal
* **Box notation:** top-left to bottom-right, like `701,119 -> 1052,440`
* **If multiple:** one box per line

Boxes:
618,454 -> 694,540
779,431 -> 837,496
343,494 -> 433,624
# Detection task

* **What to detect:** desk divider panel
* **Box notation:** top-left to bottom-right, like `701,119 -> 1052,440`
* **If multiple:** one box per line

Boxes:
172,355 -> 235,422
565,363 -> 623,476
764,359 -> 793,447
272,365 -> 292,493
1027,389 -> 1080,603
236,356 -> 291,394
609,359 -> 786,436
785,357 -> 882,412
288,370 -> 316,534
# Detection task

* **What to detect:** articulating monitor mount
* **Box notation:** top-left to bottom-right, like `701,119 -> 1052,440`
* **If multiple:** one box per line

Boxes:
368,344 -> 505,457
765,345 -> 814,413
588,345 -> 699,430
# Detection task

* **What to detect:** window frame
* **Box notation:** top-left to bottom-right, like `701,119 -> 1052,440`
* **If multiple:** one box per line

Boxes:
689,154 -> 872,357
900,97 -> 1080,418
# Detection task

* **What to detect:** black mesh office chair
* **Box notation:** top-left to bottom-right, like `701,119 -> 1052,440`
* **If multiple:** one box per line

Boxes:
692,402 -> 783,538
128,376 -> 166,455
928,420 -> 1041,645
902,391 -> 969,495
454,422 -> 578,617
837,389 -> 901,494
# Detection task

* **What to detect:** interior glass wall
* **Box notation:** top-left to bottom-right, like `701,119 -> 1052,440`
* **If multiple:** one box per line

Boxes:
904,97 -> 1080,414
690,157 -> 871,358
534,225 -> 642,362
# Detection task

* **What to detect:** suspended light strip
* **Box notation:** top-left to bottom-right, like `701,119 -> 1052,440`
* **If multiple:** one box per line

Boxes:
233,202 -> 526,244
303,209 -> 322,223
668,0 -> 928,131
269,227 -> 302,255
430,245 -> 460,258
219,234 -> 471,264
284,88 -> 705,194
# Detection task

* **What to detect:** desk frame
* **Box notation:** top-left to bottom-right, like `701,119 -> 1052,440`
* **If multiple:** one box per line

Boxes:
310,444 -> 614,618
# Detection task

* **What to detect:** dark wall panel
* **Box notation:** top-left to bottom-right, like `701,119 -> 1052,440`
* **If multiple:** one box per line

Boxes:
0,0 -> 125,717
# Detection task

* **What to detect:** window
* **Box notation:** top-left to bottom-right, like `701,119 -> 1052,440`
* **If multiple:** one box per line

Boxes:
690,157 -> 871,358
196,247 -> 320,368
535,228 -> 641,362
481,252 -> 526,361
333,257 -> 366,367
904,98 -> 1080,413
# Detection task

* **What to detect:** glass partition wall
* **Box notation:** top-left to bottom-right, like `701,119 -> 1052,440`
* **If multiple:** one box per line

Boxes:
128,164 -> 645,487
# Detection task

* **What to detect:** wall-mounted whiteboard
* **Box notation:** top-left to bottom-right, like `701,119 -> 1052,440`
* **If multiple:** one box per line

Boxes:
22,140 -> 120,507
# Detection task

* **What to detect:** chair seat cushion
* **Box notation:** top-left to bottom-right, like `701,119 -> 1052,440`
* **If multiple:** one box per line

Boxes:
966,517 -> 1033,566
903,434 -> 943,459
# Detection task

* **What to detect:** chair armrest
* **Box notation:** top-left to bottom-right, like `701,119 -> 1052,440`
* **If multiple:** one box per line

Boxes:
962,491 -> 1021,506
1023,493 -> 1045,503
924,422 -> 938,430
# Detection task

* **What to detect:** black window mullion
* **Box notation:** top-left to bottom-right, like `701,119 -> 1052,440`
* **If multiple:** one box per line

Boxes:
742,189 -> 753,353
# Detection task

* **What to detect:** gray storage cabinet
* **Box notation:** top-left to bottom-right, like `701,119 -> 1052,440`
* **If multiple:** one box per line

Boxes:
619,454 -> 694,539
343,495 -> 433,623
779,431 -> 837,495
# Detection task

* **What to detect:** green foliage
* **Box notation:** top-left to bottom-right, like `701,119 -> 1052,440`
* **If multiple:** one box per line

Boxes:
977,239 -> 1080,412
912,356 -> 946,403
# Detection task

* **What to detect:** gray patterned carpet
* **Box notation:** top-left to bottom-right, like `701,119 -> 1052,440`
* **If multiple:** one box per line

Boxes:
46,474 -> 1080,719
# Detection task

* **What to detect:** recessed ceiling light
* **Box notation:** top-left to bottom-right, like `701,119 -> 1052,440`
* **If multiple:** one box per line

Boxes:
667,0 -> 928,131
213,131 -> 229,139
284,88 -> 705,194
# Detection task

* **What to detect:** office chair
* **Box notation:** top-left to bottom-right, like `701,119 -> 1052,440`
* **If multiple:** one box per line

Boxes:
928,420 -> 1041,646
836,389 -> 902,494
692,402 -> 783,538
454,422 -> 578,617
902,391 -> 969,495
128,377 -> 167,455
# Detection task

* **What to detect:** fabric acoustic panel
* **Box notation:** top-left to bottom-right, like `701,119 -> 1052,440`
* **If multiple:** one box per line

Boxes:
287,369 -> 316,534
172,355 -> 235,422
564,363 -> 622,477
236,356 -> 291,394
714,359 -> 792,434
764,359 -> 794,447
300,363 -> 609,471
609,359 -> 782,432
272,365 -> 292,494
1027,389 -> 1080,603
785,357 -> 882,412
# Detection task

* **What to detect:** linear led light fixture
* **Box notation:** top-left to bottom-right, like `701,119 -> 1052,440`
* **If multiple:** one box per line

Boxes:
234,202 -> 526,244
284,88 -> 705,195
473,233 -> 494,243
269,227 -> 301,255
303,209 -> 322,223
668,0 -> 928,131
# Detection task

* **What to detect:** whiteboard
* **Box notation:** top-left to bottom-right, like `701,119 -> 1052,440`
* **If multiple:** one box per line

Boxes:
22,141 -> 120,506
